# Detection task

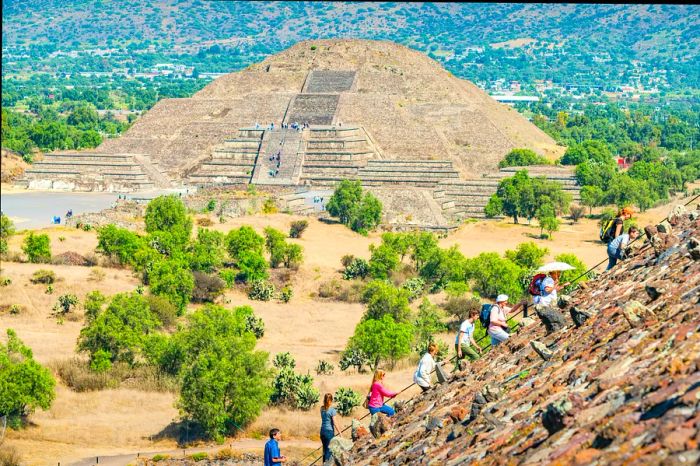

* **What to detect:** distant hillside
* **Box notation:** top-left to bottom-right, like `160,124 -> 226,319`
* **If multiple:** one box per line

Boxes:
2,2 -> 699,89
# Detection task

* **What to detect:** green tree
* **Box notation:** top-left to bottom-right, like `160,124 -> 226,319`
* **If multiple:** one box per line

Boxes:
189,228 -> 225,272
350,192 -> 383,234
237,250 -> 269,283
505,242 -> 549,270
144,195 -> 192,247
22,232 -> 51,263
579,185 -> 604,214
226,226 -> 265,262
464,252 -> 524,300
1,213 -> 15,254
282,243 -> 303,269
414,298 -> 447,342
149,259 -> 195,313
347,315 -> 414,369
77,292 -> 161,366
536,201 -> 559,239
362,280 -> 411,323
327,180 -> 383,234
264,227 -> 287,268
0,329 -> 56,425
368,243 -> 399,279
96,224 -> 143,266
498,148 -> 550,168
553,253 -> 590,287
176,305 -> 273,441
561,139 -> 613,165
67,104 -> 99,128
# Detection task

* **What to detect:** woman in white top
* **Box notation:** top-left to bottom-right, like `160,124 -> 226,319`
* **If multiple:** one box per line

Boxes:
414,342 -> 439,392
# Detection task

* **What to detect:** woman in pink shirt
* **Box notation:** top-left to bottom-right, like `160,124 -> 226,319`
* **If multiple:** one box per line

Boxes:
366,369 -> 398,416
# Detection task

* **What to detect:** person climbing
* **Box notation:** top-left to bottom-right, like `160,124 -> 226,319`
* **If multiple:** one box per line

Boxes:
602,207 -> 633,244
455,309 -> 481,370
534,276 -> 558,307
414,342 -> 439,392
264,428 -> 287,465
607,226 -> 639,270
366,369 -> 398,416
488,294 -> 511,346
320,393 -> 342,463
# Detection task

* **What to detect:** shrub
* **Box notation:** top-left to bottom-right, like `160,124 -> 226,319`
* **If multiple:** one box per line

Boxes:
146,294 -> 178,328
46,285 -> 54,294
237,250 -> 268,283
326,180 -> 383,234
262,198 -> 278,214
30,269 -> 56,284
196,217 -> 214,227
227,226 -> 264,262
83,290 -> 107,323
151,454 -> 171,462
499,148 -> 551,168
368,243 -> 399,279
283,243 -> 303,269
0,276 -> 12,286
414,338 -> 449,362
343,258 -> 369,280
339,347 -> 370,373
315,359 -> 334,375
22,232 -> 51,263
244,314 -> 265,339
52,294 -> 79,316
88,268 -> 106,282
289,220 -> 309,238
206,199 -> 217,212
340,254 -> 355,268
96,225 -> 143,266
176,305 -> 273,441
554,253 -> 591,288
0,329 -> 56,426
273,352 -> 296,370
444,281 -> 469,297
402,277 -> 425,302
190,228 -> 225,273
280,285 -> 293,303
443,295 -> 482,322
188,452 -> 209,462
191,271 -> 225,303
569,205 -> 585,223
218,269 -> 237,288
248,280 -> 275,301
464,252 -> 525,300
1,213 -> 15,255
295,381 -> 320,411
333,387 -> 362,416
264,227 -> 287,268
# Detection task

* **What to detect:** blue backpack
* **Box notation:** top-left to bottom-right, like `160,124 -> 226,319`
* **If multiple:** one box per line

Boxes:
479,303 -> 494,329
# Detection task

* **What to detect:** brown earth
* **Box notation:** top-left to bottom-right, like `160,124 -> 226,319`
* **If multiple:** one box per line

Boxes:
0,196 -> 693,465
1,149 -> 30,182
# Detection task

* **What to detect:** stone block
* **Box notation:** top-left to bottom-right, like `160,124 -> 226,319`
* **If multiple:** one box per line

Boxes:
622,300 -> 655,327
535,304 -> 568,333
531,340 -> 554,361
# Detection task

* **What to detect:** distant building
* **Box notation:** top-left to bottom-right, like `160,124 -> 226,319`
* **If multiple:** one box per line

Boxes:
491,95 -> 539,103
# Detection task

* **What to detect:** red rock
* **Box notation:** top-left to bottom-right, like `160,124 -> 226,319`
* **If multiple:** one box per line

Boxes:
449,406 -> 468,422
573,448 -> 603,465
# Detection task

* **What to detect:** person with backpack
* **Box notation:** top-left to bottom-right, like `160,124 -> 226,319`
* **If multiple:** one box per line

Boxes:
320,393 -> 342,463
607,226 -> 639,270
455,309 -> 481,370
365,369 -> 398,416
414,342 -> 439,392
488,294 -> 511,346
601,207 -> 633,244
534,276 -> 558,307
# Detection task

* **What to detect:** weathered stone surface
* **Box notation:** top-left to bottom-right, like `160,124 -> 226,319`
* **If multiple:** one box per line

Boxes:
569,306 -> 594,327
352,419 -> 369,441
535,304 -> 568,333
328,436 -> 354,466
346,212 -> 700,466
531,340 -> 554,360
449,406 -> 468,423
519,317 -> 537,328
369,413 -> 388,439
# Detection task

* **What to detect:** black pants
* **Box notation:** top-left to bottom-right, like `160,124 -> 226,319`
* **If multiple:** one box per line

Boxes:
321,430 -> 335,462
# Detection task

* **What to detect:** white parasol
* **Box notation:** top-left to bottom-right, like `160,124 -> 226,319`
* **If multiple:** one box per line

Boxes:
536,261 -> 575,273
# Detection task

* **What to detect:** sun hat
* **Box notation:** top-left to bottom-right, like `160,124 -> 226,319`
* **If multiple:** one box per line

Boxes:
496,294 -> 509,303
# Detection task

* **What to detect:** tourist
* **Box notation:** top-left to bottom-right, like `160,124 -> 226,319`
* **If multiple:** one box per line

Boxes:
603,207 -> 633,243
264,428 -> 287,465
607,226 -> 639,270
366,369 -> 398,416
320,393 -> 341,463
534,276 -> 558,307
488,294 -> 511,346
414,342 -> 438,392
455,309 -> 481,370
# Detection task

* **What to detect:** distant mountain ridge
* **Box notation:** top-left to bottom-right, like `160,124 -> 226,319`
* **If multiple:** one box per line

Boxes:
2,2 -> 699,89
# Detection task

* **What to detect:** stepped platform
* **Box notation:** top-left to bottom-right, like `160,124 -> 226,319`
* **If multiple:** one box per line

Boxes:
252,128 -> 303,185
284,94 -> 340,126
303,70 -> 356,93
18,152 -> 156,191
187,129 -> 263,187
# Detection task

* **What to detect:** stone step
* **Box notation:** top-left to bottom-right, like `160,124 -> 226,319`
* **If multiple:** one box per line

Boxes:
358,168 -> 459,175
357,171 -> 459,179
42,154 -> 135,162
304,150 -> 373,156
367,160 -> 453,167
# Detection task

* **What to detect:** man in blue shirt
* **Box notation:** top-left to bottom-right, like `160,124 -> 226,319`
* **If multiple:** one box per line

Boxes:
264,428 -> 287,465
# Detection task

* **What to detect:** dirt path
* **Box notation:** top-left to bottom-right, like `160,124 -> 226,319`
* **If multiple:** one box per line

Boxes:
68,439 -> 319,466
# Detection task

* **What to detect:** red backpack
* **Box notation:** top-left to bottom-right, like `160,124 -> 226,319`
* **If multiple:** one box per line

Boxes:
528,274 -> 547,296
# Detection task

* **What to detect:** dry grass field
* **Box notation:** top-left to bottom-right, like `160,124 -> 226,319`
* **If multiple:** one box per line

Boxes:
0,194 -> 694,465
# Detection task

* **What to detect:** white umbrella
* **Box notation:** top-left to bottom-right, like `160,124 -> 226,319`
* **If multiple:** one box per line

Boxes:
536,261 -> 575,273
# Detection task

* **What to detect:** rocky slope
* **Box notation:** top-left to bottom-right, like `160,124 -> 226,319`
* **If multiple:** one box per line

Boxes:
338,205 -> 700,465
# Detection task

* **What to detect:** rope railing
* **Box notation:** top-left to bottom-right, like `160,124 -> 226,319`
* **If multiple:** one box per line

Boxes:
299,192 -> 699,466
